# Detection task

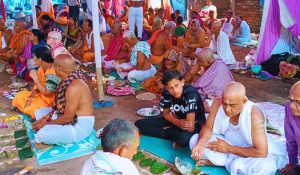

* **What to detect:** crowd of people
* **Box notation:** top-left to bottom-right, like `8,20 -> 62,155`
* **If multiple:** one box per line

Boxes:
0,0 -> 298,175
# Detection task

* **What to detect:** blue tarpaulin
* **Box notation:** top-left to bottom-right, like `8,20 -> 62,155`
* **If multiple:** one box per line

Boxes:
170,0 -> 187,20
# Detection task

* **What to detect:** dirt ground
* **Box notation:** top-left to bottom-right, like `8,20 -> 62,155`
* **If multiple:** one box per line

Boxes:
0,45 -> 293,175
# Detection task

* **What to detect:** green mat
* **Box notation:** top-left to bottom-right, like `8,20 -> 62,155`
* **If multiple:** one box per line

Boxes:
139,136 -> 230,175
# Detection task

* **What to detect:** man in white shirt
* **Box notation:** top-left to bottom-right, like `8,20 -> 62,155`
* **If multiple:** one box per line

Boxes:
201,0 -> 217,18
68,0 -> 80,20
81,119 -> 140,175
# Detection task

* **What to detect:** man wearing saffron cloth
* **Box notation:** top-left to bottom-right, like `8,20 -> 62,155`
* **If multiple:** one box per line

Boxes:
280,82 -> 300,175
32,54 -> 95,149
81,19 -> 104,63
0,20 -> 31,63
104,21 -> 130,64
148,21 -> 176,66
184,48 -> 234,112
206,21 -> 236,65
190,82 -> 278,175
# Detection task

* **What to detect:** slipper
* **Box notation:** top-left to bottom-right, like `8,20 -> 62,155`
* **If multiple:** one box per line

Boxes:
93,99 -> 113,109
256,72 -> 271,81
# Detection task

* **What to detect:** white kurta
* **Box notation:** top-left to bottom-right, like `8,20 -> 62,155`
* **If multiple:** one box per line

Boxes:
80,150 -> 140,175
209,31 -> 236,65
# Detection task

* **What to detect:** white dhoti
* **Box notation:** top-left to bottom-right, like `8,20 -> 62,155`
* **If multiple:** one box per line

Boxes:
209,31 -> 236,65
128,65 -> 157,83
189,100 -> 280,175
189,134 -> 277,175
34,107 -> 95,145
128,7 -> 143,38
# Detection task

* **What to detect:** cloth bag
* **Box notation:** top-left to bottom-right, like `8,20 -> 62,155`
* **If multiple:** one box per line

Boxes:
278,61 -> 299,78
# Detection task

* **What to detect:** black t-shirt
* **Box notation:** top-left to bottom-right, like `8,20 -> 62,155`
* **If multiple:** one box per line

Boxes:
160,85 -> 206,124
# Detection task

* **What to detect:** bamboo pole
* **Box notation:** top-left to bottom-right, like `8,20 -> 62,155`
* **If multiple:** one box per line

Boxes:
92,0 -> 104,101
31,0 -> 38,29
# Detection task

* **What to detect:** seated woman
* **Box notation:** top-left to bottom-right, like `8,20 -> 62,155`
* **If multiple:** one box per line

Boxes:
40,14 -> 62,37
63,17 -> 82,49
13,29 -> 47,79
12,47 -> 56,118
178,19 -> 205,59
142,50 -> 187,94
55,5 -> 69,26
135,70 -> 206,147
173,16 -> 186,46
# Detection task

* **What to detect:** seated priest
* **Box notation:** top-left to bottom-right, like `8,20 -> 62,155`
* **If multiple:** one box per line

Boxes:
32,54 -> 95,149
148,21 -> 176,66
190,82 -> 278,175
206,21 -> 236,65
135,70 -> 206,148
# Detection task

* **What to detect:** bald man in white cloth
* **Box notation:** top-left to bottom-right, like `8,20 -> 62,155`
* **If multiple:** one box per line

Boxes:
189,82 -> 278,175
205,21 -> 236,65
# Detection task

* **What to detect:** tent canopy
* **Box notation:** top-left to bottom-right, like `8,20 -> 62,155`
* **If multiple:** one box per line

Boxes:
255,0 -> 300,65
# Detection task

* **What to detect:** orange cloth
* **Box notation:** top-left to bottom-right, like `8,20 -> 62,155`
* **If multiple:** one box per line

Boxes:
148,29 -> 172,47
9,30 -> 31,54
150,54 -> 164,65
141,72 -> 163,94
37,12 -> 55,28
0,31 -> 2,49
12,66 -> 56,118
82,45 -> 95,63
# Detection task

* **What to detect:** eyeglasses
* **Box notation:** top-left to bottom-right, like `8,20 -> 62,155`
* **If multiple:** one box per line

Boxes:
287,96 -> 300,107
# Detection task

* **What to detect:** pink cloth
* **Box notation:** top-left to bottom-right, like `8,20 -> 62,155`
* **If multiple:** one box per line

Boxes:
112,0 -> 124,18
192,59 -> 234,100
284,0 -> 300,39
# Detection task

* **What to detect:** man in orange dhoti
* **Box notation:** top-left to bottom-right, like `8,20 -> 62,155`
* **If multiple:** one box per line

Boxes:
148,21 -> 176,66
12,47 -> 56,118
81,19 -> 104,63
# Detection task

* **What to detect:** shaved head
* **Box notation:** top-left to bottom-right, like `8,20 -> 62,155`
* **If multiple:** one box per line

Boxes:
211,21 -> 222,29
196,48 -> 214,61
112,21 -> 122,30
289,81 -> 300,116
54,54 -> 76,73
223,82 -> 246,100
222,82 -> 247,118
290,81 -> 300,98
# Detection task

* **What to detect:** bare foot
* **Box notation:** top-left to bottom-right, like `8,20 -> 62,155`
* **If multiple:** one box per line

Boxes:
196,159 -> 214,166
34,142 -> 51,150
172,142 -> 182,149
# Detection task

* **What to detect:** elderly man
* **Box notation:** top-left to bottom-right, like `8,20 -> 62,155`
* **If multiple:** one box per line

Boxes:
0,19 -> 13,51
152,8 -> 165,34
0,20 -> 30,62
47,31 -> 70,58
136,70 -> 206,148
104,21 -> 130,64
207,21 -> 236,65
117,33 -> 156,83
81,118 -> 140,175
190,82 -> 277,175
32,54 -> 94,149
148,21 -> 176,66
201,0 -> 217,18
184,48 -> 234,111
232,16 -> 251,44
280,82 -> 300,175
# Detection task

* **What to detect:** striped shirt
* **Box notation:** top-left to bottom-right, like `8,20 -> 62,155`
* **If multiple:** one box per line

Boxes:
192,59 -> 234,100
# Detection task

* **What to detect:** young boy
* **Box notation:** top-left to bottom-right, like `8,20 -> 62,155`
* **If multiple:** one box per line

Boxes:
135,70 -> 206,147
